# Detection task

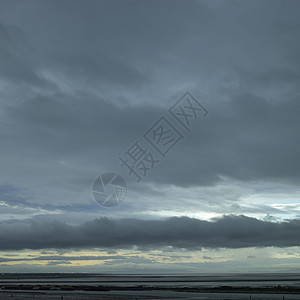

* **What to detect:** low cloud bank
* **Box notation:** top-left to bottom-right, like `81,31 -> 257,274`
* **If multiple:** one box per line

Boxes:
1,215 -> 299,250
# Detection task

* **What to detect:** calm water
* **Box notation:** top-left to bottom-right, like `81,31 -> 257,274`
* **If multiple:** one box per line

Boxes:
1,273 -> 300,299
1,273 -> 300,287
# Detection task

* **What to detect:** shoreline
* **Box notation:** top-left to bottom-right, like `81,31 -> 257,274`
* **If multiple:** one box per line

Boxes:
1,283 -> 300,294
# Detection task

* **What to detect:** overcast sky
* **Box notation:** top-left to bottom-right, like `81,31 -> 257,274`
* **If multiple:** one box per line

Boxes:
0,0 -> 300,273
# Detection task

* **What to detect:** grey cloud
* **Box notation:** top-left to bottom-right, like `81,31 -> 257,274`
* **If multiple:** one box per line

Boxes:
0,22 -> 44,86
0,1 -> 203,90
1,85 -> 300,193
0,0 -> 299,193
0,0 -> 299,228
1,215 -> 300,251
149,93 -> 300,187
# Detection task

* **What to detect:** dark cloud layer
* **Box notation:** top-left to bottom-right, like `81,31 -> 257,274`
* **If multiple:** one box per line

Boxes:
1,215 -> 300,250
0,0 -> 299,195
2,88 -> 299,189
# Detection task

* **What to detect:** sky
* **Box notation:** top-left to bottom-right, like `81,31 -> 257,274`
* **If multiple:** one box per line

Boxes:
0,0 -> 300,273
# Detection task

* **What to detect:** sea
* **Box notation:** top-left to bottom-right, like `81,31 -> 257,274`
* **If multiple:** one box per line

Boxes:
1,273 -> 300,299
